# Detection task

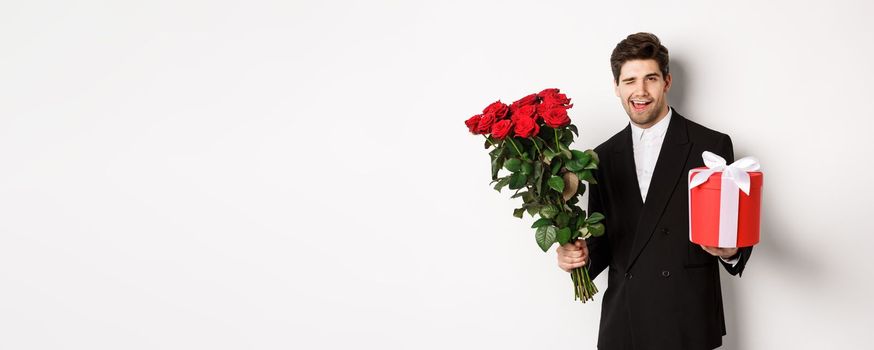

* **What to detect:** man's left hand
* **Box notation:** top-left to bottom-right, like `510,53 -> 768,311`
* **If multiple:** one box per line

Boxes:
700,245 -> 738,260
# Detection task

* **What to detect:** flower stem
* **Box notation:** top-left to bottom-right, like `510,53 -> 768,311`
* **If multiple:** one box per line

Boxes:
532,139 -> 542,158
570,265 -> 598,302
507,138 -> 523,157
554,128 -> 561,152
483,135 -> 497,148
535,136 -> 555,153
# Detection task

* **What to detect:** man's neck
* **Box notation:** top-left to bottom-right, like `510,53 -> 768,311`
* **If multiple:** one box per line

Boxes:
631,105 -> 671,129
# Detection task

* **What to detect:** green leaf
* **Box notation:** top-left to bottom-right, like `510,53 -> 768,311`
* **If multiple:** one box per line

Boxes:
508,172 -> 528,190
513,208 -> 525,218
556,227 -> 572,245
544,148 -> 558,163
561,129 -> 574,144
504,158 -> 522,172
568,124 -> 579,136
555,212 -> 570,228
490,150 -> 506,180
534,162 -> 544,195
575,214 -> 587,231
550,160 -> 562,175
588,222 -> 605,237
531,218 -> 552,228
489,144 -> 505,157
510,191 -> 528,199
559,143 -> 572,159
521,162 -> 533,175
526,205 -> 541,216
577,170 -> 597,185
493,177 -> 511,192
586,212 -> 605,224
566,158 -> 589,172
535,226 -> 558,252
585,149 -> 599,166
539,205 -> 559,219
577,226 -> 589,239
566,150 -> 592,172
522,191 -> 535,203
547,176 -> 564,193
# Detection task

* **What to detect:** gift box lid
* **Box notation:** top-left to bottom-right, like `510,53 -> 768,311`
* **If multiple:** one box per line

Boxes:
689,167 -> 763,190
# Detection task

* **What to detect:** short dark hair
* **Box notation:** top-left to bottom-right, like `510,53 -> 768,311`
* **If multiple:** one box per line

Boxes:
610,32 -> 670,85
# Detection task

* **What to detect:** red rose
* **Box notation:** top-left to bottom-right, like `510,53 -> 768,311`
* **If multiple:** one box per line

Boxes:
491,119 -> 513,140
537,88 -> 560,97
477,112 -> 496,134
534,103 -> 553,121
465,114 -> 482,134
511,104 -> 537,124
539,88 -> 571,107
482,100 -> 509,119
514,116 -> 540,138
542,106 -> 571,128
510,93 -> 539,112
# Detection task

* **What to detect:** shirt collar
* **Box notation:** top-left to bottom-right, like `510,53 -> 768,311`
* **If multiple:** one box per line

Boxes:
630,107 -> 673,141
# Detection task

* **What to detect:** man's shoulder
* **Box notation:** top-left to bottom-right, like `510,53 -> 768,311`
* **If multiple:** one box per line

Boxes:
593,125 -> 629,155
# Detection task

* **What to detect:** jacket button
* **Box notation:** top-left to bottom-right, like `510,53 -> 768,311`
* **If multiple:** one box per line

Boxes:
660,228 -> 669,235
625,272 -> 633,280
661,270 -> 671,278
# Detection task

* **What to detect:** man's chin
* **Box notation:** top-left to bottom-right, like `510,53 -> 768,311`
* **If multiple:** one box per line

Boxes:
630,114 -> 656,126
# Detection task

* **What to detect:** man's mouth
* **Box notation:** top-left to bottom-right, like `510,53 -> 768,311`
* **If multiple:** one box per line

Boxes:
630,99 -> 652,112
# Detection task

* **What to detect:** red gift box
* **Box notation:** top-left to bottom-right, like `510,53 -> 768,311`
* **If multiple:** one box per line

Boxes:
688,153 -> 763,248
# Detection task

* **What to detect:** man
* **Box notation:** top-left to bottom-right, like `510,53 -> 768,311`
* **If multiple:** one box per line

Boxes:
556,33 -> 753,349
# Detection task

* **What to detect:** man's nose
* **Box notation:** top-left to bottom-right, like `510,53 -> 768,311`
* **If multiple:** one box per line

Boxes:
633,82 -> 648,96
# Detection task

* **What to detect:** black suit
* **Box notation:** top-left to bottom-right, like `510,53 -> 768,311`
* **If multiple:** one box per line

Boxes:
586,108 -> 753,350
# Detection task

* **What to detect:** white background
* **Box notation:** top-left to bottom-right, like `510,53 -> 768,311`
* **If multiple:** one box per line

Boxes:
1,1 -> 873,349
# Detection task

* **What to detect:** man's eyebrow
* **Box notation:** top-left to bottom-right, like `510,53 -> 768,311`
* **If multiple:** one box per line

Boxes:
621,73 -> 661,82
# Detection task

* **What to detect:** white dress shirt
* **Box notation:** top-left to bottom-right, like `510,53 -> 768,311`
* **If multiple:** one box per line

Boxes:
628,107 -> 738,266
629,108 -> 672,203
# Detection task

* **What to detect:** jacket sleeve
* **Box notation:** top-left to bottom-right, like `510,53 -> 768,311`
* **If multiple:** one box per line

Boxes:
714,134 -> 754,277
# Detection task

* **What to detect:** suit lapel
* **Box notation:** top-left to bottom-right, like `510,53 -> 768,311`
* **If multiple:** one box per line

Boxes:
627,112 -> 693,269
611,125 -> 644,209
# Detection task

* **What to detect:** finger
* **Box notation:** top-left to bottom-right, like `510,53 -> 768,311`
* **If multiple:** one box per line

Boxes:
559,262 -> 577,272
562,256 -> 586,264
559,262 -> 582,272
563,243 -> 581,252
701,246 -> 720,256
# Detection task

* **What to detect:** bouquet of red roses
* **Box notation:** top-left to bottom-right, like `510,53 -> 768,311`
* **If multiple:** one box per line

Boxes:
464,88 -> 605,302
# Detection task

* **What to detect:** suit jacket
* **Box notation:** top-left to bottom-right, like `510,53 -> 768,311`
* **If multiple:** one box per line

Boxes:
585,109 -> 753,350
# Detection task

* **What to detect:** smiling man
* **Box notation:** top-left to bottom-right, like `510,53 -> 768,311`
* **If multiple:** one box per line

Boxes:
556,33 -> 753,349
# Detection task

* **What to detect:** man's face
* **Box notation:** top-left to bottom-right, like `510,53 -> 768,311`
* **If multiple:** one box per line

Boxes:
614,59 -> 672,128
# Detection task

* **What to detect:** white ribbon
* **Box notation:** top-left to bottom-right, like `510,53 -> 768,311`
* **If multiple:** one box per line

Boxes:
689,151 -> 760,194
688,151 -> 761,247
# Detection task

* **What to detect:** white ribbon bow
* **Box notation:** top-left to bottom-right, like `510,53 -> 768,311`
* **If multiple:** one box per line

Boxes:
689,151 -> 761,194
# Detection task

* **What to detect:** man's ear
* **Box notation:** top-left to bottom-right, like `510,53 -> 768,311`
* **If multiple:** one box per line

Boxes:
613,78 -> 620,97
664,73 -> 672,93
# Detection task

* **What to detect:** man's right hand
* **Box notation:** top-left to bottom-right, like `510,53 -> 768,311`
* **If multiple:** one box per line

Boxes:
557,239 -> 589,273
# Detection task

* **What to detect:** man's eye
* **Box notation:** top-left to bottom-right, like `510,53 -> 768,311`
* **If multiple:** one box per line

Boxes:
648,77 -> 657,81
